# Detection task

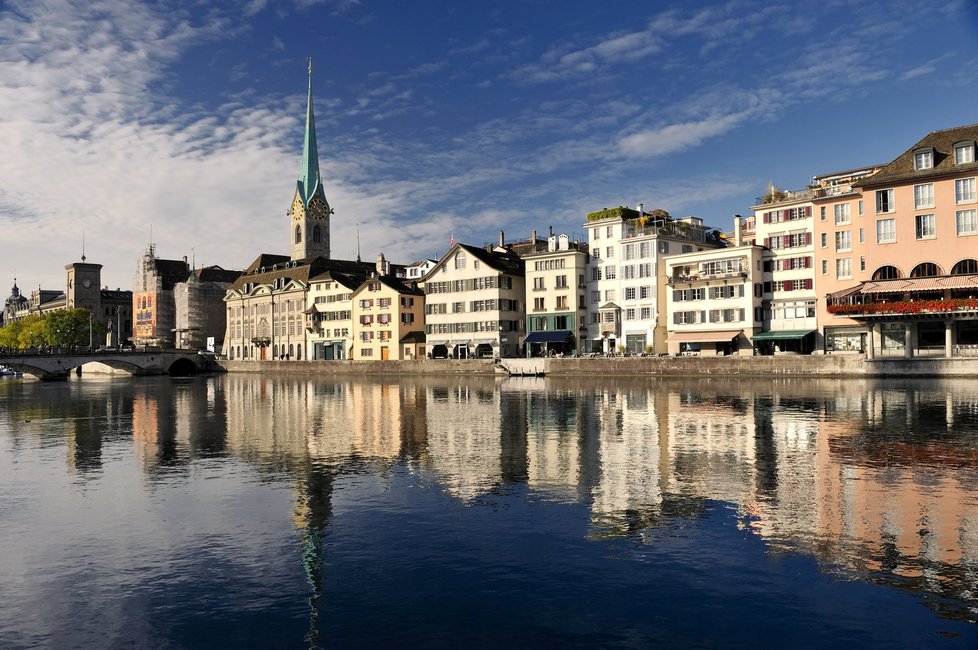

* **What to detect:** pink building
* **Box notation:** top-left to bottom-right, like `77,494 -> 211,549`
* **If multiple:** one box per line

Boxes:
827,125 -> 978,358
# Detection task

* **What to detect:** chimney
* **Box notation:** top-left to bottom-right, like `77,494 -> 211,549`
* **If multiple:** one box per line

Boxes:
531,229 -> 537,245
499,230 -> 505,247
638,202 -> 644,216
733,215 -> 742,247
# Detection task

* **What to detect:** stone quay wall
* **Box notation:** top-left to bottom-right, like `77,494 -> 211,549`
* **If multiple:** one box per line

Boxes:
218,355 -> 978,378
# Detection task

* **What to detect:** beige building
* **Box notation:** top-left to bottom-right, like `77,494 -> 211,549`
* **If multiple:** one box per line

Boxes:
350,256 -> 425,361
664,245 -> 765,355
522,233 -> 589,357
306,271 -> 361,360
423,243 -> 526,359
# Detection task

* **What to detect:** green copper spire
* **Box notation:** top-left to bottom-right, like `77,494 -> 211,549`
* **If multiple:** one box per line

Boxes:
297,57 -> 322,206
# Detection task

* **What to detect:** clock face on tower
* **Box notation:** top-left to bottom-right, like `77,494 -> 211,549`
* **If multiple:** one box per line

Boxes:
82,279 -> 92,289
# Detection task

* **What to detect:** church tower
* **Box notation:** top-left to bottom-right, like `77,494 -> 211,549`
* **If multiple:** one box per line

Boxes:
290,59 -> 331,261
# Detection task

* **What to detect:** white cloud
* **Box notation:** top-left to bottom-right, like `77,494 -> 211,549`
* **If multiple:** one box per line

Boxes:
617,112 -> 747,158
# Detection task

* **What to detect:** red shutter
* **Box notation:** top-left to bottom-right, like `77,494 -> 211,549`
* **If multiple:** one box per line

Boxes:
805,232 -> 813,245
764,237 -> 770,248
805,206 -> 812,217
764,212 -> 770,224
805,279 -> 813,290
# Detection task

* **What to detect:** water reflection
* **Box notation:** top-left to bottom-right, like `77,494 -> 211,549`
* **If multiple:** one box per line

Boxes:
1,374 -> 977,644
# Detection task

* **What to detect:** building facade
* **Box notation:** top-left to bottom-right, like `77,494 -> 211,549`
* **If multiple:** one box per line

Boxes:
423,243 -> 526,359
522,234 -> 589,357
350,259 -> 425,361
584,206 -> 725,355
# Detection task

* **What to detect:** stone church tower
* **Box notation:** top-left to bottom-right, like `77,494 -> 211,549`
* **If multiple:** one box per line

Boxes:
290,60 -> 331,261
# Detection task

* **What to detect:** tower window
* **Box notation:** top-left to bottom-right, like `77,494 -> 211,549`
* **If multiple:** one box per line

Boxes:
295,225 -> 302,244
313,225 -> 321,243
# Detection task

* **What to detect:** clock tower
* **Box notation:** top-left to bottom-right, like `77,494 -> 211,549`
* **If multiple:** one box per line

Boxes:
290,59 -> 331,261
66,261 -> 102,313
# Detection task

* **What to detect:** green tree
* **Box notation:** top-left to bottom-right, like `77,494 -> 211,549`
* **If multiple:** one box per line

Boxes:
45,309 -> 98,348
0,319 -> 25,349
17,314 -> 46,349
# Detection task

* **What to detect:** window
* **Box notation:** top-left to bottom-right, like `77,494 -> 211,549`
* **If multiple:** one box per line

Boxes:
533,277 -> 545,290
820,206 -> 826,221
533,297 -> 545,311
913,183 -> 935,209
591,267 -> 601,281
604,266 -> 617,279
592,248 -> 599,259
604,289 -> 615,302
625,308 -> 635,320
860,256 -> 866,272
455,252 -> 466,269
312,225 -> 321,243
821,259 -> 828,275
876,218 -> 896,243
914,149 -> 933,170
590,290 -> 599,304
915,214 -> 936,240
955,178 -> 976,204
858,200 -> 863,216
295,224 -> 302,244
836,258 -> 852,280
606,246 -> 614,258
957,209 -> 977,236
820,233 -> 828,248
593,228 -> 600,240
556,296 -> 568,310
835,230 -> 851,252
858,227 -> 864,244
911,262 -> 940,278
555,275 -> 568,289
606,226 -> 613,237
876,189 -> 894,213
640,307 -> 651,320
624,287 -> 636,300
956,143 -> 975,165
834,203 -> 850,225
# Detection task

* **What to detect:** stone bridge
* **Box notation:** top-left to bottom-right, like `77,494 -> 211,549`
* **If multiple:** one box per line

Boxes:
0,350 -> 218,381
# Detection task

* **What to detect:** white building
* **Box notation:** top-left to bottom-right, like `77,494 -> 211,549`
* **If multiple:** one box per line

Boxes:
584,206 -> 725,354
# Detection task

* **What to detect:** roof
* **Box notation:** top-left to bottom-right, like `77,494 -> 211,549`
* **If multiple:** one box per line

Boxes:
426,243 -> 525,279
297,66 -> 323,207
399,330 -> 426,344
152,259 -> 191,290
193,266 -> 241,284
858,124 -> 978,188
231,255 -> 375,292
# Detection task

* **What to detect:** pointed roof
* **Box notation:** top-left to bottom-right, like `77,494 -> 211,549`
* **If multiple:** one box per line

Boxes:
297,59 -> 323,207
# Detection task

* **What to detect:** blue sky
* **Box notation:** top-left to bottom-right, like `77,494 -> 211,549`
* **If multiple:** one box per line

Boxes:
3,0 -> 978,291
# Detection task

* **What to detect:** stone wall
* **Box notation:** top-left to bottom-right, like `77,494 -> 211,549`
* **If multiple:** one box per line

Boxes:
218,354 -> 978,378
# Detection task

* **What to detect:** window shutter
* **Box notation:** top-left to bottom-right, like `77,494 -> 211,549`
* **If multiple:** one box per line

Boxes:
764,212 -> 770,224
805,232 -> 813,245
805,206 -> 812,217
805,278 -> 813,290
700,310 -> 707,323
739,308 -> 745,322
673,289 -> 681,302
673,313 -> 680,325
763,237 -> 770,248
739,284 -> 745,298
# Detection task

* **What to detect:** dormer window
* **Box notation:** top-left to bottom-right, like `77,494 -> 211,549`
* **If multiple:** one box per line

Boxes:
955,140 -> 975,165
913,147 -> 934,171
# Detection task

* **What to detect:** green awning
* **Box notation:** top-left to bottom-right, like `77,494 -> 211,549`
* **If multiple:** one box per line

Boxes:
751,329 -> 816,341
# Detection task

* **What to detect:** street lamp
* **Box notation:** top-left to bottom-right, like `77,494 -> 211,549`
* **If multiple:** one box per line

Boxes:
89,312 -> 93,350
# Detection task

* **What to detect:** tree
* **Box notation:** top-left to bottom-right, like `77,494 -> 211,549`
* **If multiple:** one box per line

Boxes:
45,309 -> 99,348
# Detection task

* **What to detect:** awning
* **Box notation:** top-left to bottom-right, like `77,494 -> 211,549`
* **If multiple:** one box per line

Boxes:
751,329 -> 816,340
669,330 -> 742,343
524,330 -> 574,344
428,340 -> 448,347
473,338 -> 497,345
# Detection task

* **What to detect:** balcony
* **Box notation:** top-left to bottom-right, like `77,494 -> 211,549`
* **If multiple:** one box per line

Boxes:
754,188 -> 815,206
669,267 -> 748,285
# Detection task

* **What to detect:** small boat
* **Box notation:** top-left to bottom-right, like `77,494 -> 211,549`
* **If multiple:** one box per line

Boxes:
0,365 -> 21,376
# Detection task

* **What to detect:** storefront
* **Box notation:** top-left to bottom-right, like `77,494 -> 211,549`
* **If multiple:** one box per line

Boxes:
751,329 -> 816,355
524,330 -> 574,357
667,330 -> 743,356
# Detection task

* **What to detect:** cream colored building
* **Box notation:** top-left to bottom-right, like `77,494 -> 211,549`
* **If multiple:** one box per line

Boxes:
664,245 -> 764,355
423,243 -> 526,359
350,259 -> 425,361
522,233 -> 589,356
306,271 -> 361,360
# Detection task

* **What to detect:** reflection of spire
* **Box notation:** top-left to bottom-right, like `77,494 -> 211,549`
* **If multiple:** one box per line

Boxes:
294,461 -> 333,649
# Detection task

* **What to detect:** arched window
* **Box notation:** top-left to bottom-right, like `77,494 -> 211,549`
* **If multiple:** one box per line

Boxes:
296,345 -> 302,361
951,259 -> 978,275
295,225 -> 302,244
910,262 -> 941,278
289,344 -> 295,358
872,266 -> 902,280
313,225 -> 321,243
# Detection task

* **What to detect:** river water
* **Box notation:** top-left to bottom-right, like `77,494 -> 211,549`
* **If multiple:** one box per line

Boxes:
0,373 -> 976,649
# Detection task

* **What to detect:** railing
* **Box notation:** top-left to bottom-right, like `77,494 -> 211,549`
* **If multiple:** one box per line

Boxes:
754,188 -> 815,206
622,223 -> 709,243
670,270 -> 748,285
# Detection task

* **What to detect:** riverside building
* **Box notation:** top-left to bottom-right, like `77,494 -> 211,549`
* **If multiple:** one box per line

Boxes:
583,206 -> 725,355
522,233 -> 589,357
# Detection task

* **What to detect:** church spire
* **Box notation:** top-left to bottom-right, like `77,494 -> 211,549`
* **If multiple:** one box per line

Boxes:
297,57 -> 322,207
